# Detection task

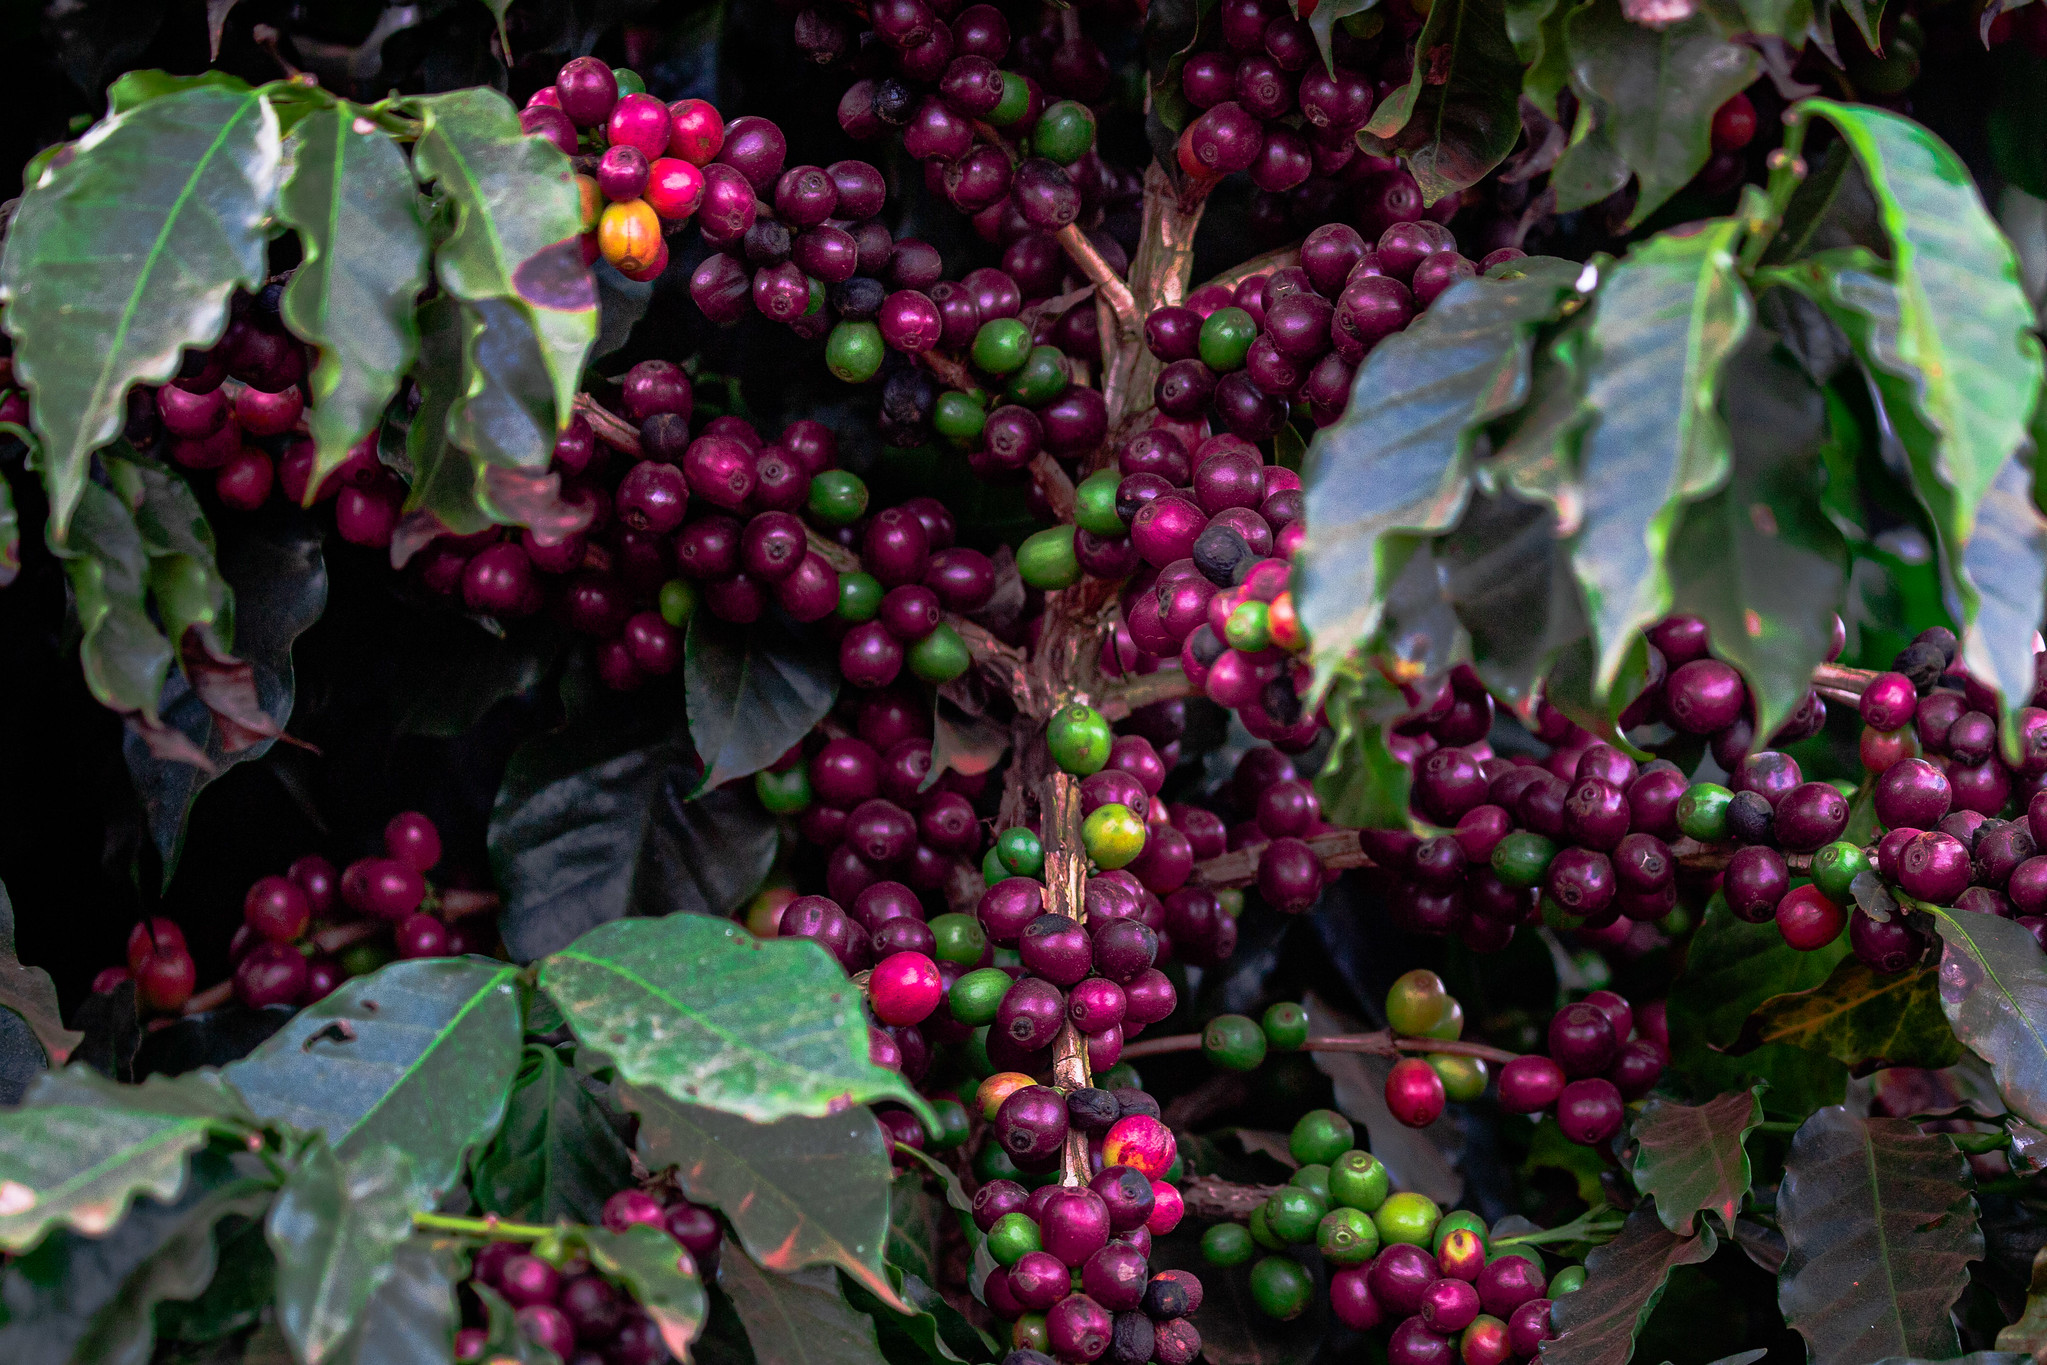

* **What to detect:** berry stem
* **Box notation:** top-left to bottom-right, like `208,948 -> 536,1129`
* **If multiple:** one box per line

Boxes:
1489,1206 -> 1626,1247
1054,224 -> 1138,335
1030,451 -> 1078,522
1097,666 -> 1197,721
1180,1173 -> 1285,1220
572,393 -> 643,457
411,1211 -> 558,1241
804,526 -> 862,574
1119,1029 -> 1519,1064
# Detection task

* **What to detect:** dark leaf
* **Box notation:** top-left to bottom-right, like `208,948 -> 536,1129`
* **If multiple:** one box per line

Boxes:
623,1085 -> 911,1312
1541,1202 -> 1717,1365
277,101 -> 430,491
1441,489 -> 1587,707
1777,1106 -> 1981,1365
685,615 -> 840,796
0,83 -> 283,536
1569,220 -> 1751,694
265,1141 -> 422,1365
1296,257 -> 1579,670
1997,1243 -> 2047,1354
70,983 -> 142,1084
1929,906 -> 2047,1128
1628,1089 -> 1761,1235
0,1067 -> 256,1253
1360,0 -> 1523,202
1665,336 -> 1847,740
327,1237 -> 462,1365
0,878 -> 81,1070
1989,48 -> 2047,201
0,1147 -> 273,1365
50,480 -> 176,728
1958,456 -> 2047,754
1732,958 -> 1962,1073
594,259 -> 655,360
580,1224 -> 708,1360
1562,0 -> 1760,224
1526,1114 -> 1609,1204
1144,0 -> 1220,137
223,958 -> 524,1195
718,1255 -> 892,1365
152,1212 -> 274,1346
1508,0 -> 1579,118
542,916 -> 928,1123
470,1044 -> 634,1226
490,736 -> 777,963
845,1264 -> 996,1365
395,621 -> 563,738
1314,671 -> 1414,829
132,1003 -> 298,1079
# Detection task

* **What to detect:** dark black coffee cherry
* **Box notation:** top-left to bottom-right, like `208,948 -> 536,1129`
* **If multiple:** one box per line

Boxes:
1068,1086 -> 1121,1132
1725,789 -> 1775,847
830,276 -> 887,321
1191,524 -> 1253,587
1110,1086 -> 1160,1120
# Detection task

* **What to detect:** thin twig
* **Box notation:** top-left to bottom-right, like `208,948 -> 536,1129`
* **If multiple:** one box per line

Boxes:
1097,667 -> 1198,721
1055,225 -> 1138,335
1030,452 -> 1077,522
574,393 -> 643,457
805,527 -> 862,574
1121,1028 -> 1519,1065
1041,772 -> 1095,1185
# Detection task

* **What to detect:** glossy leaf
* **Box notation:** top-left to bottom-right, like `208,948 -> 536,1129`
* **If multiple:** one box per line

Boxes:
0,878 -> 81,1070
1734,958 -> 1961,1073
123,508 -> 327,884
470,1044 -> 634,1226
1798,102 -> 2046,666
623,1085 -> 911,1312
277,101 -> 429,490
50,479 -> 175,727
1360,0 -> 1522,203
1570,220 -> 1751,692
846,1264 -> 997,1365
223,958 -> 523,1194
1508,0 -> 1577,118
327,1237 -> 462,1365
1441,489 -> 1589,706
1530,1203 -> 1717,1365
540,915 -> 929,1123
1297,257 -> 1579,671
1551,99 -> 1633,214
0,83 -> 283,537
153,1210 -> 275,1348
0,1147 -> 273,1365
265,1142 -> 422,1365
490,735 -> 778,963
395,296 -> 495,559
0,1066 -> 254,1252
718,1255 -> 892,1365
409,88 -> 595,468
686,615 -> 840,796
1629,1089 -> 1761,1235
1777,1106 -> 1981,1365
579,1224 -> 707,1360
1665,337 -> 1846,740
1564,0 -> 1760,225
1930,906 -> 2047,1128
1959,455 -> 2047,749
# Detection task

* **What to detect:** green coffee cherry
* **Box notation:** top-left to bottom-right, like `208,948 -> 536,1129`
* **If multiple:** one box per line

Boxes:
1083,803 -> 1147,869
1317,1206 -> 1380,1265
1677,782 -> 1735,841
1262,1186 -> 1327,1244
972,317 -> 1033,374
612,67 -> 646,94
1811,839 -> 1871,904
907,623 -> 971,683
1289,1108 -> 1355,1166
948,968 -> 1012,1025
1198,307 -> 1258,372
1430,1053 -> 1489,1102
1262,1000 -> 1309,1051
1073,469 -> 1126,537
1288,1163 -> 1330,1205
836,570 -> 883,621
933,391 -> 986,442
1374,1191 -> 1442,1247
1047,702 -> 1113,775
1033,100 -> 1097,164
808,470 -> 870,526
1328,1149 -> 1389,1212
1249,1256 -> 1315,1320
987,1211 -> 1041,1265
929,913 -> 987,966
1551,1265 -> 1587,1295
1202,1013 -> 1268,1071
826,320 -> 884,382
1385,969 -> 1456,1037
1006,345 -> 1070,406
1491,831 -> 1559,890
1225,600 -> 1270,652
1202,1222 -> 1255,1267
1248,1201 -> 1287,1252
1018,524 -> 1083,589
658,578 -> 699,627
753,766 -> 811,814
987,71 -> 1032,126
997,827 -> 1046,877
925,1097 -> 970,1150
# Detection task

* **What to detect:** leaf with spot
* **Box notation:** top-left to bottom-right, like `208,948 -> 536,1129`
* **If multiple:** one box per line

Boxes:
0,1067 -> 255,1253
1777,1106 -> 1982,1365
540,915 -> 929,1124
1665,335 -> 1847,739
1929,905 -> 2047,1128
1540,1203 -> 1718,1365
686,615 -> 840,797
408,88 -> 595,470
223,958 -> 523,1195
625,1086 -> 910,1312
265,1141 -> 423,1365
1296,257 -> 1579,672
719,1255 -> 893,1365
1629,1090 -> 1761,1236
470,1044 -> 633,1227
1562,0 -> 1761,225
1733,957 -> 1961,1073
0,82 -> 283,536
1359,0 -> 1523,202
1570,219 -> 1751,693
277,101 -> 429,491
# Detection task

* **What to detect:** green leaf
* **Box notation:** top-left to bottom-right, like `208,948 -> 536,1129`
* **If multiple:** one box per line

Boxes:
326,1237 -> 461,1365
623,1085 -> 911,1313
153,1212 -> 275,1347
470,1044 -> 633,1226
1796,101 -> 2046,647
0,878 -> 82,1071
1570,220 -> 1751,692
1928,906 -> 2047,1128
0,1067 -> 254,1253
490,735 -> 778,963
1670,897 -> 1850,1048
1507,0 -> 1576,118
1314,672 -> 1413,828
1563,0 -> 1760,225
1777,1106 -> 1982,1365
1732,957 -> 1961,1073
105,69 -> 253,117
49,480 -> 176,726
0,83 -> 283,537
1144,0 -> 1221,137
1297,257 -> 1579,670
718,1256 -> 892,1365
1665,336 -> 1846,739
1440,489 -> 1588,706
1629,1089 -> 1761,1236
223,958 -> 523,1194
579,1224 -> 708,1360
276,101 -> 429,492
409,87 -> 595,469
394,295 -> 494,558
686,615 -> 840,797
1959,455 -> 2047,755
1542,1203 -> 1718,1365
1358,0 -> 1521,203
846,1264 -> 997,1365
265,1142 -> 421,1365
540,916 -> 929,1124
1524,1114 -> 1608,1205
0,1147 -> 274,1365
1307,0 -> 1375,77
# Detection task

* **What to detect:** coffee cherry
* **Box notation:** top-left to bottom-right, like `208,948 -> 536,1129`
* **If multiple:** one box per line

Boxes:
1556,1078 -> 1625,1145
244,875 -> 310,942
1048,703 -> 1113,775
1875,757 -> 1952,830
1385,1057 -> 1447,1127
1776,884 -> 1846,951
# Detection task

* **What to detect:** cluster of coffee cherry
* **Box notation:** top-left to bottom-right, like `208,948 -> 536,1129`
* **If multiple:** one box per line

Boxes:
447,1188 -> 721,1364
94,812 -> 483,1018
1196,1107 -> 1577,1363
522,58 -> 721,280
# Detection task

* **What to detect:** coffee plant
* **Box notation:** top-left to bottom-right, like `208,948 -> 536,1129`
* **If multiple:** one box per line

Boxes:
1,0 -> 2047,1361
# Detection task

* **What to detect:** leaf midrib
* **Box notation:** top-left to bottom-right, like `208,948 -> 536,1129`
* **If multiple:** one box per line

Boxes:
335,965 -> 517,1149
